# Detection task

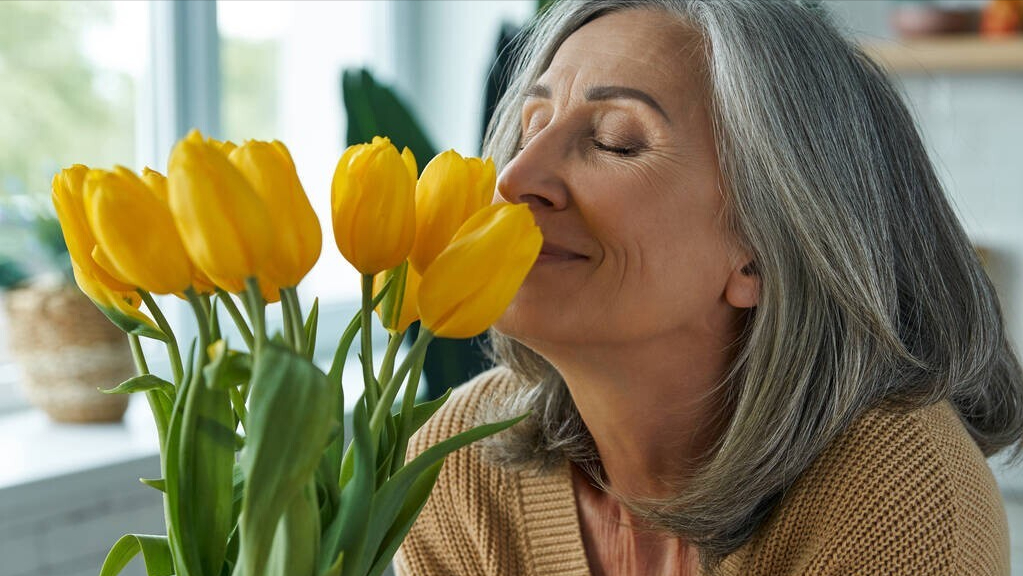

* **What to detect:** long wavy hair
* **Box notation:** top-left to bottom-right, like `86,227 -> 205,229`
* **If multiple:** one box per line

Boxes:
478,0 -> 1023,573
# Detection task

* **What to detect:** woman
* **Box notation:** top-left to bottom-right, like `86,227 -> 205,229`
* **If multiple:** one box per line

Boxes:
395,1 -> 1023,574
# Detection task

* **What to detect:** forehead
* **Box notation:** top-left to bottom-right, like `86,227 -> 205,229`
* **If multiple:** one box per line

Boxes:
541,9 -> 707,106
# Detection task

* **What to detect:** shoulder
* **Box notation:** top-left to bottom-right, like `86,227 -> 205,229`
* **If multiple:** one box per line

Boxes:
740,399 -> 1009,575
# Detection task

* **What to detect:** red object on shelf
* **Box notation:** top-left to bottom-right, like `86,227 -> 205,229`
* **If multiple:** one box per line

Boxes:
981,0 -> 1023,36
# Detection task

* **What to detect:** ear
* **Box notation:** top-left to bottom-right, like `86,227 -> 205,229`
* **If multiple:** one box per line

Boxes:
725,260 -> 759,309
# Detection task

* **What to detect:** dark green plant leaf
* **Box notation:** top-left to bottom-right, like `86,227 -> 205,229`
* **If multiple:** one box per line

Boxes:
341,68 -> 437,162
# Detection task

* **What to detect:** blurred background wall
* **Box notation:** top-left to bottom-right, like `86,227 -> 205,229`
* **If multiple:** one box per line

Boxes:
0,1 -> 1020,575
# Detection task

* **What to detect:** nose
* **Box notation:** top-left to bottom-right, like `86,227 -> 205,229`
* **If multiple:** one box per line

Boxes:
495,130 -> 570,211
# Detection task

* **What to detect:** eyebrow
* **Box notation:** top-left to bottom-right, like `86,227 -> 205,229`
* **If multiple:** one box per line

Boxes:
524,83 -> 671,123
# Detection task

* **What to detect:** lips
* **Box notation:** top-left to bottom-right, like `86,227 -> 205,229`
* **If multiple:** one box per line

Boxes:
537,241 -> 586,262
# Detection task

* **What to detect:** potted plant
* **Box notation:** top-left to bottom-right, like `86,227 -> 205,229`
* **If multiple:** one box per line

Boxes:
0,211 -> 133,422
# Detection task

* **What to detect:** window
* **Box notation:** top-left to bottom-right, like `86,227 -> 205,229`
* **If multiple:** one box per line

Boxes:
0,0 -> 151,414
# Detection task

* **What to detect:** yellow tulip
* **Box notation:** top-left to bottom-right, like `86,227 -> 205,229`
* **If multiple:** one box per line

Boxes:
229,139 -> 321,291
331,136 -> 417,275
167,129 -> 272,294
373,261 -> 421,333
71,261 -> 163,339
408,150 -> 495,275
142,168 -> 215,294
83,166 -> 193,295
418,203 -> 542,339
207,137 -> 237,156
51,165 -> 135,292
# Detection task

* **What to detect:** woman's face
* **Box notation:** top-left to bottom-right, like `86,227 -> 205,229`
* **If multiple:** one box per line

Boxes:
494,9 -> 753,350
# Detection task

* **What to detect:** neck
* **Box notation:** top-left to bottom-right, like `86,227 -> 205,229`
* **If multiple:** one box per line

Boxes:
540,328 -> 736,501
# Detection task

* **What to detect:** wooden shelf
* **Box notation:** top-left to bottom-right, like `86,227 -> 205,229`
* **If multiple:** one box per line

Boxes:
861,37 -> 1023,73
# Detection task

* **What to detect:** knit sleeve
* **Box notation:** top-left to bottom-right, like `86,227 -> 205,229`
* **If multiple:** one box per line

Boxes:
737,400 -> 1010,576
394,367 -> 532,576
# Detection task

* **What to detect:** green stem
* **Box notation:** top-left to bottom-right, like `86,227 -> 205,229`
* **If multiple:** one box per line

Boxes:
244,277 -> 266,358
377,331 -> 404,387
281,293 -> 296,349
361,274 -> 379,411
369,330 -> 433,438
128,333 -> 150,375
216,289 -> 254,351
138,290 -> 184,386
282,287 -> 306,354
184,288 -> 211,373
129,334 -> 170,455
391,350 -> 426,475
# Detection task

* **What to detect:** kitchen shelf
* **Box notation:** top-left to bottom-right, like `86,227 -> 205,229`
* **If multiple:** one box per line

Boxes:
861,36 -> 1023,73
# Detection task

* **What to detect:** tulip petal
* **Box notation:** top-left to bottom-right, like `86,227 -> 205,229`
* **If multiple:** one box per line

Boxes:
418,204 -> 542,339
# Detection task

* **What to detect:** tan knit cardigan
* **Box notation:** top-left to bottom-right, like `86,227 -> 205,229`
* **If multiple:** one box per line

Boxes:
394,368 -> 1010,575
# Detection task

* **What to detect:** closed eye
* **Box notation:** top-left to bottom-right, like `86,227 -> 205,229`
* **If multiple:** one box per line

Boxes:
592,138 -> 639,157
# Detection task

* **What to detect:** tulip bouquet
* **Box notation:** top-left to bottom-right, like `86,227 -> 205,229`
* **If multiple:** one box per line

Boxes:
51,130 -> 542,576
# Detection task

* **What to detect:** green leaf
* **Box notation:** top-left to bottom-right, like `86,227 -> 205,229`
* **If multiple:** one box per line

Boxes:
238,342 -> 334,576
366,460 -> 443,576
303,297 -> 319,359
139,477 -> 165,492
320,395 -> 376,576
202,339 -> 252,390
266,478 -> 320,576
99,534 -> 173,576
101,374 -> 174,398
356,412 -> 529,576
165,366 -> 235,576
408,388 -> 452,437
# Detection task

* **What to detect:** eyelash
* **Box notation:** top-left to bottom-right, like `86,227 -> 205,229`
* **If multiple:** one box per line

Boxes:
516,136 -> 640,157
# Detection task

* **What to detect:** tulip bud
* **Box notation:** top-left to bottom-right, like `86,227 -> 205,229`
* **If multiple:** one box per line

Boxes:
373,261 -> 421,333
168,129 -> 272,294
418,203 -> 542,339
408,150 -> 495,275
331,136 -> 417,275
51,165 -> 135,292
83,166 -> 194,295
142,168 -> 215,294
229,140 -> 321,291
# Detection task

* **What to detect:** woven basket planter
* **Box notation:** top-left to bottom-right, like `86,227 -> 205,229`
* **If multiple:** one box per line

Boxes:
4,284 -> 132,422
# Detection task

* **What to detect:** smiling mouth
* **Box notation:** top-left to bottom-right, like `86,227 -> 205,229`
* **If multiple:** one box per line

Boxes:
536,242 -> 587,263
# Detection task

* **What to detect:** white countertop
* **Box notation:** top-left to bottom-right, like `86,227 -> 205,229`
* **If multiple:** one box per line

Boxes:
0,394 -> 159,491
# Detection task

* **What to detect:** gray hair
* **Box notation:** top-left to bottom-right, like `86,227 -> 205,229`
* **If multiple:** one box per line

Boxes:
479,0 -> 1023,572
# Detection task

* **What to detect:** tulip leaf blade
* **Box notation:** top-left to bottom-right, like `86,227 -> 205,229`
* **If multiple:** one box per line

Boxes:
139,477 -> 166,492
173,367 -> 235,576
320,395 -> 375,576
366,460 -> 444,576
99,533 -> 173,576
238,341 -> 334,576
304,296 -> 319,359
357,412 -> 529,573
408,387 -> 453,437
101,374 -> 174,398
